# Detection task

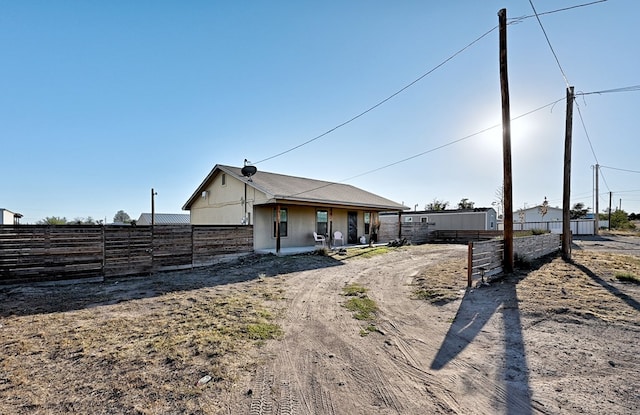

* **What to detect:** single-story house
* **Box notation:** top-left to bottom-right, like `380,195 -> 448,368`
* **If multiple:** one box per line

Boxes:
516,205 -> 563,223
182,164 -> 408,252
0,208 -> 23,225
136,213 -> 191,226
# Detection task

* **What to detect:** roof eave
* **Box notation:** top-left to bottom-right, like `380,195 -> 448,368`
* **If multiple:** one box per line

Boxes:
256,196 -> 407,211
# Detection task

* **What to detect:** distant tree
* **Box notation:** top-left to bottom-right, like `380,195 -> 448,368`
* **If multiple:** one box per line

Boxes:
425,199 -> 449,211
570,202 -> 589,219
457,198 -> 475,210
36,216 -> 68,225
71,217 -> 98,225
113,210 -> 132,223
629,212 -> 639,221
608,209 -> 633,230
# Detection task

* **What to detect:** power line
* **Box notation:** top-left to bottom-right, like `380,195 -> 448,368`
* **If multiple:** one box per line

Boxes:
527,0 -> 571,87
600,165 -> 640,174
510,0 -> 608,23
577,84 -> 640,96
253,26 -> 498,165
574,102 -> 599,164
286,97 -> 565,197
254,1 -> 607,166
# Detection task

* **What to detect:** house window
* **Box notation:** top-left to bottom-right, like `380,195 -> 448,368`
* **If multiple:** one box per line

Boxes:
364,212 -> 370,234
316,210 -> 328,236
221,173 -> 226,186
273,208 -> 288,237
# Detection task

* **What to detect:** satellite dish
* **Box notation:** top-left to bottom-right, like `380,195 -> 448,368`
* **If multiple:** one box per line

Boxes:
241,159 -> 257,180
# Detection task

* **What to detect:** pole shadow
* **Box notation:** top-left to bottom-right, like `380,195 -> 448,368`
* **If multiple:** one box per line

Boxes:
569,260 -> 640,312
430,276 -> 533,414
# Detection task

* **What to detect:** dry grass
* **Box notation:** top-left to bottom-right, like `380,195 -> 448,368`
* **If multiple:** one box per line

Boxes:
0,276 -> 286,414
517,250 -> 640,324
412,258 -> 467,304
413,248 -> 640,325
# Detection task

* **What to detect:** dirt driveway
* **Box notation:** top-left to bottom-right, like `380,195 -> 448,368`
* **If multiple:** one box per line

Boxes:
229,240 -> 640,414
1,238 -> 639,414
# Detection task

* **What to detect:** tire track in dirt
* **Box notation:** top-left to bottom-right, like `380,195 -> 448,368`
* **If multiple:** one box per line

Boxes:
242,244 -> 537,414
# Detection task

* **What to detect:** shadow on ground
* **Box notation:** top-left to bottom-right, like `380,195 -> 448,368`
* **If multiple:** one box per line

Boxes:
0,253 -> 344,317
430,274 -> 533,414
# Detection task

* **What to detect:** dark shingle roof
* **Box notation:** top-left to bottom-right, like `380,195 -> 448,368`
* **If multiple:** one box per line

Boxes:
183,164 -> 407,211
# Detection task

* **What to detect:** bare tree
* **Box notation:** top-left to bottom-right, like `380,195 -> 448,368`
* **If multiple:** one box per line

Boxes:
538,197 -> 549,221
493,183 -> 504,218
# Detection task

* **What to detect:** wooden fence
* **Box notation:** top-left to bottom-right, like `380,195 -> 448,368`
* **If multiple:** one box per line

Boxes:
431,230 -> 503,243
0,225 -> 253,283
467,233 -> 561,287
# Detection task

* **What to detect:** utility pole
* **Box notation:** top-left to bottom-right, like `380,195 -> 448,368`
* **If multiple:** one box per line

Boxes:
608,192 -> 612,230
595,164 -> 599,235
498,8 -> 513,273
151,188 -> 157,227
275,204 -> 281,255
562,87 -> 574,260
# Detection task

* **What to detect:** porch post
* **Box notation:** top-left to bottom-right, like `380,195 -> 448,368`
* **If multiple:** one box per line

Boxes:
329,208 -> 333,249
276,204 -> 281,255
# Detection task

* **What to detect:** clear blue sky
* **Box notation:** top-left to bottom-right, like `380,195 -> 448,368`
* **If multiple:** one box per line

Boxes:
1,0 -> 638,224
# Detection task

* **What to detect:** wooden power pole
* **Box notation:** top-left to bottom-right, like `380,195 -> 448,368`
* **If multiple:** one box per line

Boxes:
595,163 -> 599,235
498,8 -> 514,273
562,87 -> 574,260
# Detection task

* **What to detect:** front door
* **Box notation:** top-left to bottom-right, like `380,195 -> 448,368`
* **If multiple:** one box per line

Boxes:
348,212 -> 358,244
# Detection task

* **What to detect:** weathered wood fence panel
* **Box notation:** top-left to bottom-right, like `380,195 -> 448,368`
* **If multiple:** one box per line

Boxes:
0,226 -> 104,283
468,239 -> 504,286
513,233 -> 561,262
400,223 -> 431,244
193,225 -> 253,267
152,225 -> 193,271
0,225 -> 254,283
433,230 -> 503,243
104,226 -> 152,277
467,233 -> 561,287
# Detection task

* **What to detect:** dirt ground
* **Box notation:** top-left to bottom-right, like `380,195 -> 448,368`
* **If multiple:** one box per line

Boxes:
1,234 -> 639,414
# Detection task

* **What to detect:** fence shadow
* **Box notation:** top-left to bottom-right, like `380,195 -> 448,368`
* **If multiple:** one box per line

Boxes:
0,253 -> 344,317
430,276 -> 533,414
569,259 -> 640,312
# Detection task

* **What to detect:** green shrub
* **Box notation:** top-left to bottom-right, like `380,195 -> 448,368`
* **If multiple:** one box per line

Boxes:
615,272 -> 640,284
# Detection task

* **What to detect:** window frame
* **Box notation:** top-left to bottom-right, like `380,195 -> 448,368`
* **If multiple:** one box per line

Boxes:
273,207 -> 288,238
316,209 -> 328,236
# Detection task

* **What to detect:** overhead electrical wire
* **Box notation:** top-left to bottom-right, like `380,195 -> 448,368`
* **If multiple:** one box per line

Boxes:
577,84 -> 640,96
527,0 -> 571,87
575,103 -> 599,164
286,96 -> 565,198
252,25 -> 498,165
344,96 -> 565,182
600,165 -> 640,174
510,0 -> 607,23
252,0 -> 609,170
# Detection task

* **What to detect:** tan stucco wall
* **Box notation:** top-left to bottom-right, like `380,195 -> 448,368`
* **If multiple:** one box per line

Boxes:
253,206 -> 372,250
189,172 -> 267,225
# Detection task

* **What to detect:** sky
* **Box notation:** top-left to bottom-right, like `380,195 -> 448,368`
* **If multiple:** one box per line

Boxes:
1,0 -> 639,224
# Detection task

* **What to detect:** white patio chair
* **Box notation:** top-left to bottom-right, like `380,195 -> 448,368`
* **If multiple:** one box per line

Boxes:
333,231 -> 344,246
313,232 -> 326,247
